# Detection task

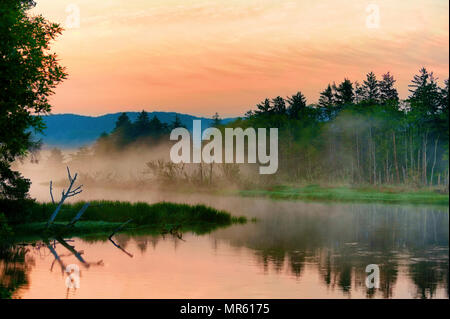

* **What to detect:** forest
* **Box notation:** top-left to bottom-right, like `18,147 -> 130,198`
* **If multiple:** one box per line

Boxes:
40,68 -> 449,191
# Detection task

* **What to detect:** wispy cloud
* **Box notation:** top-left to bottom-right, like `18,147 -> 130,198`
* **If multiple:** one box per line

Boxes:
33,0 -> 449,116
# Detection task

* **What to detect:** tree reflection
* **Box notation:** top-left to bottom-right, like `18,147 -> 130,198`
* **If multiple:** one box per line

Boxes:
214,204 -> 449,298
0,245 -> 35,298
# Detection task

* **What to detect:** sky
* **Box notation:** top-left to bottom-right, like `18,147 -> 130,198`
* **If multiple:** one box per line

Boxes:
32,0 -> 449,117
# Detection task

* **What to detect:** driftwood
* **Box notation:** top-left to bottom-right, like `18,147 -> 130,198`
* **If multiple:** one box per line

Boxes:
47,167 -> 90,228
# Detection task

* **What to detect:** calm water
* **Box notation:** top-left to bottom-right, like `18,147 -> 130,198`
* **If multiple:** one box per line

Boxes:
1,188 -> 448,299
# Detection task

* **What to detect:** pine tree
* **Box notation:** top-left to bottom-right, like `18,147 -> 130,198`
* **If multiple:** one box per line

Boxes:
112,112 -> 133,146
408,67 -> 440,115
354,81 -> 365,104
287,91 -> 307,119
212,112 -> 222,127
334,79 -> 354,105
114,113 -> 132,131
379,72 -> 399,103
255,98 -> 272,114
318,84 -> 335,108
134,110 -> 151,137
170,114 -> 185,129
149,115 -> 165,137
362,72 -> 380,103
272,96 -> 286,114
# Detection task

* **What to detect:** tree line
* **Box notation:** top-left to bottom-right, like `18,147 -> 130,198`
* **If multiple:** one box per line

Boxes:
92,111 -> 185,154
236,68 -> 448,188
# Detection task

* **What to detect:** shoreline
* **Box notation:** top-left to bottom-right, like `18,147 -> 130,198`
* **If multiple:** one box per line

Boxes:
3,201 -> 247,243
238,184 -> 449,206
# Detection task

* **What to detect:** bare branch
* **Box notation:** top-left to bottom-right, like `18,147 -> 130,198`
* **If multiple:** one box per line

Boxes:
71,185 -> 83,193
67,202 -> 90,227
49,181 -> 55,204
47,167 -> 86,228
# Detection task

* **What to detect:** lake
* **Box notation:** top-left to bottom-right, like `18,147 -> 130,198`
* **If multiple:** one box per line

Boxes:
1,188 -> 448,299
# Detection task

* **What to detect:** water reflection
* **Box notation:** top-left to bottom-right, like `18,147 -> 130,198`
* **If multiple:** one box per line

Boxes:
0,245 -> 35,298
212,203 -> 449,299
1,197 -> 448,299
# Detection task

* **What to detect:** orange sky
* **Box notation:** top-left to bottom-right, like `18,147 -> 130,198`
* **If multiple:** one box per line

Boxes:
32,0 -> 449,117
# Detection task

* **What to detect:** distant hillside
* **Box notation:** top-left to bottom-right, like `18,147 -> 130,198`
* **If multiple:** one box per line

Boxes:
36,112 -> 237,148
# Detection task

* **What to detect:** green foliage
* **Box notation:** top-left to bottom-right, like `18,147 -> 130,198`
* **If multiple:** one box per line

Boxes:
0,246 -> 30,299
334,78 -> 354,106
0,198 -> 35,225
0,212 -> 13,242
7,201 -> 246,239
0,1 -> 66,202
362,71 -> 380,103
93,111 -> 170,153
241,69 -> 449,188
240,185 -> 449,205
25,200 -> 244,225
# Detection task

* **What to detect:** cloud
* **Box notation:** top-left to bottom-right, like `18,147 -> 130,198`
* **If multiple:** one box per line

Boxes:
33,0 -> 449,116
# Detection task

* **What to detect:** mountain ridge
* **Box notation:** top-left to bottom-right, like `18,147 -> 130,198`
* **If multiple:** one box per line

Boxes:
36,111 -> 238,148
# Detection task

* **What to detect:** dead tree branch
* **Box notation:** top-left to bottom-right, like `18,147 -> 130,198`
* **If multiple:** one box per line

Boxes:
50,181 -> 55,204
47,167 -> 89,228
67,202 -> 90,227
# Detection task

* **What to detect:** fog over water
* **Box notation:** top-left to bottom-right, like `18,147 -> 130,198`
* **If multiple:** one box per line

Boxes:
3,180 -> 444,298
3,152 -> 448,299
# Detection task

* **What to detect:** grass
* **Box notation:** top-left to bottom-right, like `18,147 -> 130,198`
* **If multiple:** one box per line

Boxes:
239,184 -> 449,205
8,200 -> 246,240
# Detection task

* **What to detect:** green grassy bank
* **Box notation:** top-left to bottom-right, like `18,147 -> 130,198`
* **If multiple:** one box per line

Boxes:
239,184 -> 449,205
4,200 -> 246,241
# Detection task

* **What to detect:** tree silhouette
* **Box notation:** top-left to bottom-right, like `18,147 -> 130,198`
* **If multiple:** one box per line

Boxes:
379,72 -> 399,103
287,92 -> 307,119
362,72 -> 380,103
272,96 -> 287,114
354,81 -> 365,104
212,112 -> 222,127
149,115 -> 167,138
0,1 -> 67,201
134,110 -> 151,138
255,98 -> 272,114
408,67 -> 441,116
115,112 -> 132,130
318,84 -> 335,108
170,114 -> 186,130
334,79 -> 354,106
